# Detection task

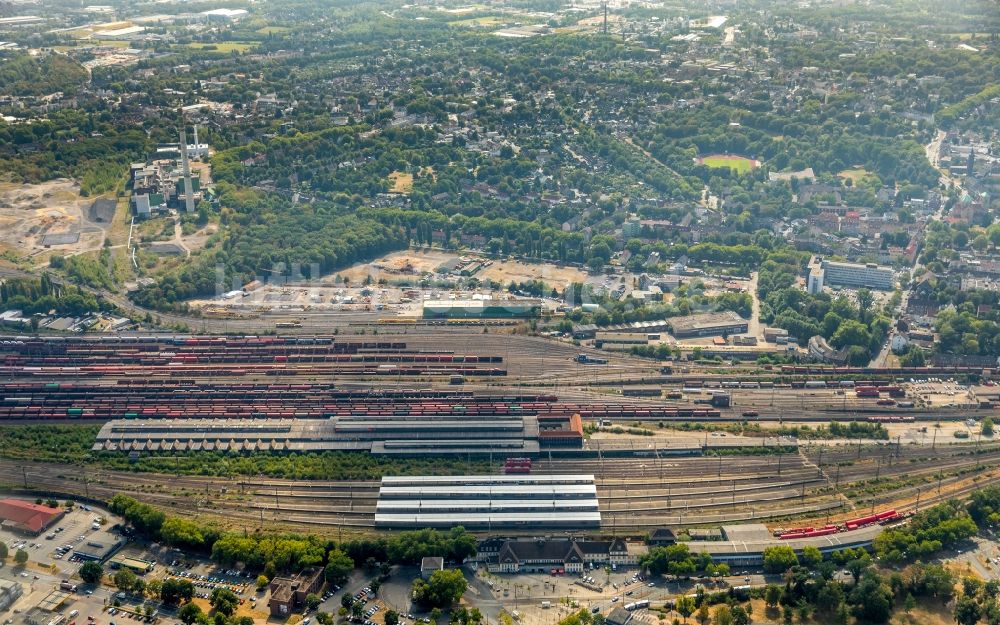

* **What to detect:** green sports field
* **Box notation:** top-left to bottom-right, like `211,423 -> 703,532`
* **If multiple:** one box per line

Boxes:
698,154 -> 759,174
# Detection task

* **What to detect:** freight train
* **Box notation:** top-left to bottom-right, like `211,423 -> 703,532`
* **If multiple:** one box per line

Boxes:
776,509 -> 904,538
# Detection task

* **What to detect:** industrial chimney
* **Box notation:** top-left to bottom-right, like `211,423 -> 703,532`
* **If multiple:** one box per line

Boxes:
179,121 -> 195,213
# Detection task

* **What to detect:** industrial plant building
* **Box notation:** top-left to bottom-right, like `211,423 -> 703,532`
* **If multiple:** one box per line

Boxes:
374,474 -> 601,529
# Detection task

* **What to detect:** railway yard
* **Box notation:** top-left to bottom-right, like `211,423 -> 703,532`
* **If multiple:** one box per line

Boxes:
0,332 -> 997,539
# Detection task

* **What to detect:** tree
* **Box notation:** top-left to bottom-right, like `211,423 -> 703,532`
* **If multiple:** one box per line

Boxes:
325,549 -> 354,585
696,604 -> 710,625
903,593 -> 916,614
954,596 -> 982,625
178,603 -> 203,625
341,594 -> 355,610
800,546 -> 823,568
79,561 -> 103,584
412,569 -> 467,608
210,587 -> 239,617
846,557 -> 871,584
385,610 -> 400,625
763,546 -> 798,574
146,580 -> 163,600
857,289 -> 874,320
713,605 -> 732,625
765,585 -> 783,608
161,578 -> 195,605
114,569 -> 137,593
730,606 -> 749,625
14,549 -> 28,565
351,603 -> 364,620
305,593 -> 322,611
316,613 -> 334,625
430,608 -> 443,623
849,573 -> 893,624
675,596 -> 696,622
983,417 -> 994,437
0,541 -> 6,559
256,575 -> 269,591
815,582 -> 845,614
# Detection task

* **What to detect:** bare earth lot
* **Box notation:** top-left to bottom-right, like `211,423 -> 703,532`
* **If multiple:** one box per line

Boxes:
0,179 -> 111,261
338,249 -> 588,287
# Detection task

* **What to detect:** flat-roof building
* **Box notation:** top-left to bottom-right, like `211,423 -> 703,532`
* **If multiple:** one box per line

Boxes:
375,475 -> 601,530
267,568 -> 322,617
819,259 -> 894,290
72,526 -> 125,562
93,25 -> 146,40
422,299 -> 541,319
109,555 -> 155,574
669,311 -> 748,339
0,579 -> 22,613
686,523 -> 882,566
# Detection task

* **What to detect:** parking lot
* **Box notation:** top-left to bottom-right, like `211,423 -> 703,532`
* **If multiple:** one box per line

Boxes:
0,504 -> 109,568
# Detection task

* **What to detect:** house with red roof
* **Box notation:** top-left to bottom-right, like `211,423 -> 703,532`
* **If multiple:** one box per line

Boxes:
0,498 -> 64,534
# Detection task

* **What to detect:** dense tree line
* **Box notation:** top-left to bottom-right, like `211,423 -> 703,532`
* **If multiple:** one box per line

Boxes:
0,53 -> 87,96
110,495 -> 476,579
0,275 -> 104,317
873,500 -> 979,562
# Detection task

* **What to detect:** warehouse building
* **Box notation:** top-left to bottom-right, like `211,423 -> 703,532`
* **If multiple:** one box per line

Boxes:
92,414 -> 555,455
422,299 -> 541,319
0,498 -> 64,535
375,474 -> 601,529
668,311 -> 748,339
